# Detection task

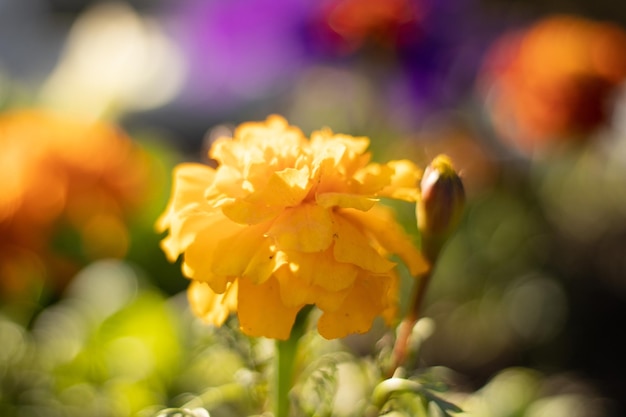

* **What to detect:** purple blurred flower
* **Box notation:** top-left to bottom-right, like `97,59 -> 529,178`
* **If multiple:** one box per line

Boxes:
167,0 -> 316,110
302,0 -> 509,124
390,0 -> 505,120
163,0 -> 513,127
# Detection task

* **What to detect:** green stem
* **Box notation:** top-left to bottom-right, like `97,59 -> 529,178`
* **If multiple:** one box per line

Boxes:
389,270 -> 432,376
371,377 -> 425,409
388,232 -> 443,376
273,306 -> 312,417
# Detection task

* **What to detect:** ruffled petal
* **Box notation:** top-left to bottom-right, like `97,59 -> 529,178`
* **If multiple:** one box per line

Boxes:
378,160 -> 422,201
317,272 -> 392,339
160,207 -> 224,261
207,164 -> 248,200
331,212 -> 395,273
187,280 -> 237,327
237,277 -> 303,340
249,167 -> 312,207
156,163 -> 215,232
311,286 -> 351,313
341,206 -> 429,277
310,130 -> 370,155
353,163 -> 393,194
182,217 -> 243,293
381,269 -> 400,325
274,251 -> 354,312
274,265 -> 316,308
267,203 -> 334,252
236,114 -> 304,149
284,248 -> 359,292
211,222 -> 284,284
316,192 -> 377,211
221,199 -> 284,225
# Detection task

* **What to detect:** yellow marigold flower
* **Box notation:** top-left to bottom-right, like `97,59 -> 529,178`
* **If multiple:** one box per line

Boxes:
157,115 -> 428,340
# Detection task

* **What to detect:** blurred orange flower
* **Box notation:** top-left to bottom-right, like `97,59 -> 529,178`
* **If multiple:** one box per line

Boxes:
479,15 -> 626,153
157,115 -> 428,340
0,109 -> 148,297
321,0 -> 422,52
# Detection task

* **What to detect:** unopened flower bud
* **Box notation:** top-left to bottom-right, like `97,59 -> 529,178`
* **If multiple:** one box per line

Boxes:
417,155 -> 465,260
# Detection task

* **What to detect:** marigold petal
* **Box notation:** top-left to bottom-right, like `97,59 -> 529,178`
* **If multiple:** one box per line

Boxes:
312,286 -> 351,312
221,199 -> 284,225
310,130 -> 370,155
317,273 -> 391,339
156,163 -> 216,232
353,163 -> 393,194
274,265 -> 316,308
207,164 -> 247,200
211,222 -> 284,284
249,167 -> 312,207
381,269 -> 400,325
378,160 -> 422,201
284,248 -> 358,292
209,137 -> 241,169
267,204 -> 334,252
273,260 -> 353,312
237,277 -> 302,340
188,280 -> 237,327
244,246 -> 288,285
332,212 -> 395,273
182,217 -> 243,293
316,192 -> 377,211
342,207 -> 429,277
160,209 -> 222,261
236,115 -> 304,148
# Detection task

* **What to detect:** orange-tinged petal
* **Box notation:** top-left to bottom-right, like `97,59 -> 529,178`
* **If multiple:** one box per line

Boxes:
210,222 -> 283,284
331,212 -> 395,273
248,166 -> 312,207
160,207 -> 225,261
221,199 -> 284,225
188,280 -> 238,327
311,286 -> 351,313
236,114 -> 304,149
209,222 -> 266,276
182,217 -> 242,293
244,246 -> 288,284
273,251 -> 355,311
353,163 -> 393,194
237,277 -> 302,340
156,163 -> 215,232
310,130 -> 370,155
274,265 -> 316,308
317,272 -> 391,339
381,269 -> 401,325
378,159 -> 422,201
316,192 -> 377,211
284,248 -> 359,292
342,207 -> 429,277
267,203 -> 334,252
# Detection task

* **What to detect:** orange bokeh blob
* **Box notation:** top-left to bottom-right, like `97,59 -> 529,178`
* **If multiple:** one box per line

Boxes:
321,0 -> 423,52
478,15 -> 626,154
0,109 -> 149,298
